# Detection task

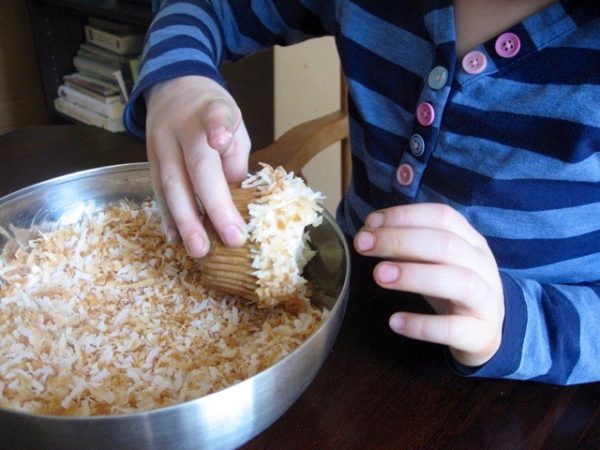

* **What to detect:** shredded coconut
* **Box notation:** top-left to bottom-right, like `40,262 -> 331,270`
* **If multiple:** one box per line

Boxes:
0,200 -> 327,416
241,164 -> 325,306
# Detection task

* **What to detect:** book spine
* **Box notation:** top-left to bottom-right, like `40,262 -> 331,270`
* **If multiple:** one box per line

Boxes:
54,98 -> 124,133
65,72 -> 120,96
84,25 -> 144,55
80,43 -> 136,65
63,80 -> 121,104
73,56 -> 119,83
58,85 -> 124,119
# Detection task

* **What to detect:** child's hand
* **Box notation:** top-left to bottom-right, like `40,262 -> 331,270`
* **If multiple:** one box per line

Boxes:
145,75 -> 251,258
353,203 -> 505,367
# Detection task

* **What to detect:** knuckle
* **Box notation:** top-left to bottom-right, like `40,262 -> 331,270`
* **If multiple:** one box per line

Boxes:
446,318 -> 466,345
432,203 -> 456,227
188,153 -> 214,177
148,123 -> 171,146
161,173 -> 182,196
438,231 -> 457,261
462,270 -> 481,304
413,317 -> 429,340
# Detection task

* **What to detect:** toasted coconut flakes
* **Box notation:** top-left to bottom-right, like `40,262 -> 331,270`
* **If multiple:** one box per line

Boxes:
0,200 -> 327,416
241,164 -> 325,307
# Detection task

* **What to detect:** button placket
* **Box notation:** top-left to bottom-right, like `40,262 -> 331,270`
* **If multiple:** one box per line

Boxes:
399,60 -> 452,197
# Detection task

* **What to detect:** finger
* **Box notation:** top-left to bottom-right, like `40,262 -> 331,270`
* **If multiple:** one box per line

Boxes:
221,119 -> 251,183
201,97 -> 242,152
181,133 -> 247,248
152,135 -> 209,257
354,226 -> 492,274
366,203 -> 488,249
148,158 -> 180,243
389,312 -> 490,355
373,262 -> 496,317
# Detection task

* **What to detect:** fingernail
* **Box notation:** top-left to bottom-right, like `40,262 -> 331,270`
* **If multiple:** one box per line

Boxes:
208,125 -> 233,148
389,314 -> 405,332
377,263 -> 399,283
165,226 -> 180,243
222,224 -> 246,247
185,232 -> 208,257
367,212 -> 384,228
355,231 -> 375,251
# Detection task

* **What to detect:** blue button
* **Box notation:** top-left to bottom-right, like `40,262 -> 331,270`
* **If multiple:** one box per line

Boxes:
409,134 -> 425,157
427,66 -> 448,90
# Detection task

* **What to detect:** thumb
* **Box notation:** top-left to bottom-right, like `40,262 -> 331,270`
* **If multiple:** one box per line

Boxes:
201,96 -> 242,152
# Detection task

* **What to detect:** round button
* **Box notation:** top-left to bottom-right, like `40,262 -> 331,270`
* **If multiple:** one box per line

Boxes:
409,134 -> 425,157
416,102 -> 435,126
495,32 -> 521,58
396,163 -> 414,187
427,66 -> 448,90
462,50 -> 487,74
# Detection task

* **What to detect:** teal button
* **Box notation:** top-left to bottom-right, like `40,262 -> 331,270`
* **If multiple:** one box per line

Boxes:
427,66 -> 448,90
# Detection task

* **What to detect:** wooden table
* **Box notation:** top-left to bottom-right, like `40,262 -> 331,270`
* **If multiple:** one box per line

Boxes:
2,125 -> 599,449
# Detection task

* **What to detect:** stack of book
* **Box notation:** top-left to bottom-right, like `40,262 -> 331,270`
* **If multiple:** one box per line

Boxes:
54,17 -> 145,133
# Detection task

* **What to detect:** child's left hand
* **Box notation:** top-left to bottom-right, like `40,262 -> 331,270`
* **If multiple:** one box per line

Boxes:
353,203 -> 505,367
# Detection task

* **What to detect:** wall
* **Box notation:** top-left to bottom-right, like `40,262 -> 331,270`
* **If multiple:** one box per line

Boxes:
0,2 -> 47,135
273,37 -> 341,213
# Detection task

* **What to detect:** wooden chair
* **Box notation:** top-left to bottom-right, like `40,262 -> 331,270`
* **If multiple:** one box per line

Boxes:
249,77 -> 350,195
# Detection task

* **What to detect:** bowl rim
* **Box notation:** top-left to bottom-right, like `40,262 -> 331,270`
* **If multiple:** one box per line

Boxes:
0,162 -> 352,421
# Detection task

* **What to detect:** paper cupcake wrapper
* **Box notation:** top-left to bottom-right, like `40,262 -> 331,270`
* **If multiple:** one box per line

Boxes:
199,185 -> 313,312
199,186 -> 260,302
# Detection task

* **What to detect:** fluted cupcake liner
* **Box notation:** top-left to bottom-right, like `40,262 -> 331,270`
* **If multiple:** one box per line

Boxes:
199,164 -> 325,310
199,186 -> 260,302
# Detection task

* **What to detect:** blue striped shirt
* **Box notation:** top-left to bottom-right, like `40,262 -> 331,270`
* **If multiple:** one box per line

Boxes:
124,0 -> 600,385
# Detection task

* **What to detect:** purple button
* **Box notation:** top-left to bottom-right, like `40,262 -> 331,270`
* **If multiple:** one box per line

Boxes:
416,102 -> 435,126
396,163 -> 414,187
495,32 -> 521,58
462,50 -> 487,74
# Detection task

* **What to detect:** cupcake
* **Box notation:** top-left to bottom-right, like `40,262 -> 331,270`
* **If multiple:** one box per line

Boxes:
199,164 -> 325,309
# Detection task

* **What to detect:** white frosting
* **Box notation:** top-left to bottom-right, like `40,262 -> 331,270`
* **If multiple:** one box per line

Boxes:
242,164 -> 325,305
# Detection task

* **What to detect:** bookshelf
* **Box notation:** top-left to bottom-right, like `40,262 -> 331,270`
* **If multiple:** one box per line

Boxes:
25,0 -> 274,148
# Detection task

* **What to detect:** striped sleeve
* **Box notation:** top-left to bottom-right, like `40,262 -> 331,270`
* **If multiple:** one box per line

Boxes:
452,276 -> 600,385
124,0 -> 336,139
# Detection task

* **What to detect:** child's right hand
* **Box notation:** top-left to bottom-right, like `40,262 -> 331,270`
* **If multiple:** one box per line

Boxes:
354,203 -> 505,367
144,75 -> 251,258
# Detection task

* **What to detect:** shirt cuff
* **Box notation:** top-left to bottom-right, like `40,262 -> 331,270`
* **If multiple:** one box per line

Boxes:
449,271 -> 527,379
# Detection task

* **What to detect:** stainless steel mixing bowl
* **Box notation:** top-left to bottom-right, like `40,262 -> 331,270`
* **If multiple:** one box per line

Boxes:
0,163 -> 350,450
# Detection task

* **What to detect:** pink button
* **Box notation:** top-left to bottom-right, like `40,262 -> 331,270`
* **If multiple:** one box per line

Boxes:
495,32 -> 521,58
416,102 -> 435,126
462,50 -> 487,74
396,163 -> 414,187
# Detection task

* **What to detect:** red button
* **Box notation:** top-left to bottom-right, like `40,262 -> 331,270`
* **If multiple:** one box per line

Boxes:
495,32 -> 521,58
462,50 -> 487,74
396,163 -> 414,187
416,102 -> 435,126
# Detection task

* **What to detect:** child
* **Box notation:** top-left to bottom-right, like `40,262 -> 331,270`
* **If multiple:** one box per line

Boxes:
124,0 -> 600,385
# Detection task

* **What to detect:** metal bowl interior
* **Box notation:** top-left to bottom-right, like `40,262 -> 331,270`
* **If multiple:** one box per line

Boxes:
0,163 -> 350,450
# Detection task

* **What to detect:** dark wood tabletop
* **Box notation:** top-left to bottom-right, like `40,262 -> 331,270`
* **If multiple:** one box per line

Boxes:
1,125 -> 599,450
